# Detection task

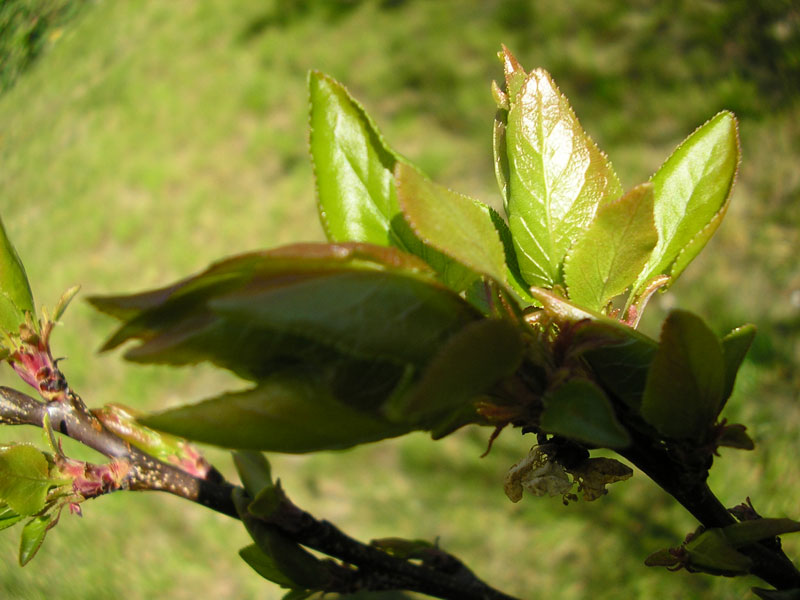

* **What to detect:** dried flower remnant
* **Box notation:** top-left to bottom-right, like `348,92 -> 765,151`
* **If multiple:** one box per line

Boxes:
504,445 -> 573,502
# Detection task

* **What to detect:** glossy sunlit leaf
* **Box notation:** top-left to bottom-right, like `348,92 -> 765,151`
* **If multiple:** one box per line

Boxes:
641,310 -> 725,440
493,46 -> 527,205
565,182 -> 657,311
309,71 -> 402,245
539,379 -> 630,448
19,514 -> 53,566
0,216 -> 35,332
0,445 -> 60,516
141,372 -> 412,453
505,69 -> 622,288
633,111 -> 740,294
395,162 -> 507,284
722,518 -> 800,548
721,324 -> 756,402
385,318 -> 523,425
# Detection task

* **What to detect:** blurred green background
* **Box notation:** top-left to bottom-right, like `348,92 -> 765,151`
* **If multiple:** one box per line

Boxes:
0,1 -> 798,598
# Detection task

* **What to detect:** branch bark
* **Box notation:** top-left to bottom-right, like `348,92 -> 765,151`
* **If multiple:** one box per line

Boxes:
0,385 -> 520,600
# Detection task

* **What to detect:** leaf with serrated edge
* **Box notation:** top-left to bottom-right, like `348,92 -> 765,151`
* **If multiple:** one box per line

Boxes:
641,310 -> 725,440
141,373 -> 412,453
19,514 -> 53,566
309,71 -> 402,245
634,111 -> 740,294
506,68 -> 622,288
540,379 -> 630,448
396,163 -> 507,285
0,445 -> 62,516
0,216 -> 35,331
565,182 -> 657,311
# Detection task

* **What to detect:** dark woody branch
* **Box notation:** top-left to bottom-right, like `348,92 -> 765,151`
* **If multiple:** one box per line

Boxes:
0,385 -> 521,600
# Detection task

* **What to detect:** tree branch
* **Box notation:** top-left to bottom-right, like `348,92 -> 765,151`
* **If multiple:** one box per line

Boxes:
0,385 -> 520,600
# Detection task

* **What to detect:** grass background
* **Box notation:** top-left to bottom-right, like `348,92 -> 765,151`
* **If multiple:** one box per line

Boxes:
0,1 -> 798,598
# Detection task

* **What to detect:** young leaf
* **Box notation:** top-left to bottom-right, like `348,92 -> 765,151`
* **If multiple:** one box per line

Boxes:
19,513 -> 54,566
539,379 -> 631,448
233,451 -> 273,497
633,111 -> 740,294
0,504 -> 23,531
141,372 -> 413,453
385,318 -> 523,425
210,269 -> 479,366
233,489 -> 331,590
721,324 -> 756,402
309,71 -> 401,245
572,319 -> 658,411
395,162 -> 508,285
723,518 -> 800,548
641,310 -> 725,440
565,182 -> 658,311
684,528 -> 752,576
0,444 -> 60,516
505,68 -> 622,288
239,544 -> 297,589
0,216 -> 36,332
753,588 -> 800,600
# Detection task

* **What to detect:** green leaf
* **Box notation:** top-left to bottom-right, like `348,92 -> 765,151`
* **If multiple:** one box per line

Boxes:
540,379 -> 631,448
0,216 -> 36,332
641,310 -> 725,440
239,544 -> 297,589
753,588 -> 800,600
505,68 -> 622,288
91,243 -> 435,351
492,46 -> 527,206
309,71 -> 401,245
684,528 -> 752,576
385,318 -> 523,426
395,162 -> 508,285
234,489 -> 331,590
248,483 -> 285,520
565,182 -> 658,311
141,372 -> 412,453
574,319 -> 658,411
634,111 -> 740,294
233,451 -> 273,496
644,548 -> 681,568
19,514 -> 53,566
282,590 -> 316,600
211,269 -> 479,366
0,504 -> 23,531
722,518 -> 800,548
0,445 -> 59,516
721,324 -> 756,402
